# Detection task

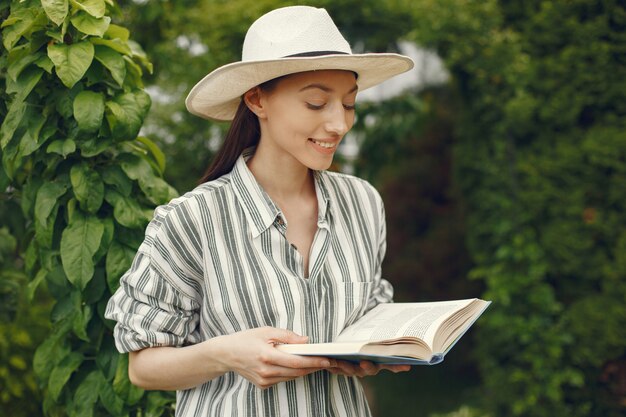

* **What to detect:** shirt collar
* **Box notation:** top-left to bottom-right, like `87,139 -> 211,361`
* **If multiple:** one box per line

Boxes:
230,150 -> 332,238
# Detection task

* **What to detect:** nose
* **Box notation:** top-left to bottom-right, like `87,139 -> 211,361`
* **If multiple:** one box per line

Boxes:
324,104 -> 351,137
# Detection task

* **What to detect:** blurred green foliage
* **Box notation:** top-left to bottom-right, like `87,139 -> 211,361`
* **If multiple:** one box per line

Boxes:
404,0 -> 626,415
0,198 -> 51,417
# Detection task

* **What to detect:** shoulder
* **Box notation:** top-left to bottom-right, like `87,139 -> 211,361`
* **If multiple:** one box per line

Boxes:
148,175 -> 234,236
320,170 -> 383,206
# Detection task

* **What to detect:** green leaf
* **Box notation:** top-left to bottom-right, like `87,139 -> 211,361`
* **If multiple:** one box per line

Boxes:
35,54 -> 55,73
80,137 -> 112,157
7,46 -> 41,81
105,240 -> 135,293
99,378 -> 125,416
83,267 -> 105,303
113,354 -> 143,405
94,217 -> 114,263
105,190 -> 151,228
33,322 -> 71,381
71,0 -> 106,18
0,100 -> 26,150
6,65 -> 45,98
42,0 -> 69,26
48,352 -> 83,401
94,45 -> 126,86
1,7 -> 43,50
70,162 -> 104,213
73,91 -> 105,132
73,370 -> 103,417
48,41 -> 95,88
90,37 -> 131,55
26,269 -> 47,302
119,152 -> 176,204
104,23 -> 129,41
101,165 -> 132,196
60,212 -> 104,290
71,11 -> 110,37
137,136 -> 166,174
72,303 -> 92,342
35,181 -> 69,227
105,90 -> 151,141
24,237 -> 40,272
47,138 -> 77,158
128,40 -> 153,74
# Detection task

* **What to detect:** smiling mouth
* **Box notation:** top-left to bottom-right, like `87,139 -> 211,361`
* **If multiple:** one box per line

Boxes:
309,138 -> 337,149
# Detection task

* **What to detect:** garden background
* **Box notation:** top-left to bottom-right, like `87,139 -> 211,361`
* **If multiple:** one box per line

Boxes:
1,0 -> 625,416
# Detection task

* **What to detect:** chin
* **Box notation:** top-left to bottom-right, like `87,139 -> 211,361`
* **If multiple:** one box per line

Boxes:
306,157 -> 334,171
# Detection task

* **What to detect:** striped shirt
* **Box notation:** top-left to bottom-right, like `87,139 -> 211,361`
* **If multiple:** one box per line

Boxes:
105,150 -> 394,417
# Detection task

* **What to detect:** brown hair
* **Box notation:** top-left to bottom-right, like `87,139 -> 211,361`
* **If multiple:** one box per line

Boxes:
199,77 -> 283,183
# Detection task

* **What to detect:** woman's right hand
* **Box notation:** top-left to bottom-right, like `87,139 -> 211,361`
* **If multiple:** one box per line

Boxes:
213,326 -> 334,389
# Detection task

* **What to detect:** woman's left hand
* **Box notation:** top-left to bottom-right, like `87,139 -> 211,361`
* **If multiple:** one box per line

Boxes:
326,360 -> 411,377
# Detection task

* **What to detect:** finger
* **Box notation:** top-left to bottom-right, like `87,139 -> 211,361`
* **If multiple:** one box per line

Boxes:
384,364 -> 412,373
267,349 -> 337,370
263,327 -> 309,345
358,361 -> 379,376
334,360 -> 364,377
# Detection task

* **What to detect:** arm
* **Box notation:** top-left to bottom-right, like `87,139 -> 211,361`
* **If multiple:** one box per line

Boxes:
128,327 -> 335,390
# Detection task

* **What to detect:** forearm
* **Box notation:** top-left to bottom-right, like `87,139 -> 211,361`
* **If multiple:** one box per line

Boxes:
129,336 -> 229,391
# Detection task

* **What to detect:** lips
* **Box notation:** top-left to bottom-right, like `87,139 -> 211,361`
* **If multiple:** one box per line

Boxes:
308,138 -> 337,149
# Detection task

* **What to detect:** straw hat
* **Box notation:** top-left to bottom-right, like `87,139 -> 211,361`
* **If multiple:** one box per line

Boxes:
185,5 -> 414,121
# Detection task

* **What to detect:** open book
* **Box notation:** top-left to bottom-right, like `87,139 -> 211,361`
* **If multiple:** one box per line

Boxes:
277,298 -> 490,365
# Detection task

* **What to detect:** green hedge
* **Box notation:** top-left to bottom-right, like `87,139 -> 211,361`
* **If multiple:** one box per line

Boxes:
407,1 -> 626,415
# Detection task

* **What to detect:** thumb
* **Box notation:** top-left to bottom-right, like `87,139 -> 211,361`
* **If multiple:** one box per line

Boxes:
267,328 -> 309,345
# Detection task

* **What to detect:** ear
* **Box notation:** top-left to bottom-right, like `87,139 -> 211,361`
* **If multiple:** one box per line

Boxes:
243,87 -> 268,119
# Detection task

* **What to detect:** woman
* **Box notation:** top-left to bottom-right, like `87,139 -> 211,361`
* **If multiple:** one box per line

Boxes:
106,5 -> 414,416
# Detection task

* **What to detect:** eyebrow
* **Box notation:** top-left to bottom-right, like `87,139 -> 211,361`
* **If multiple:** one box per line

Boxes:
299,83 -> 359,94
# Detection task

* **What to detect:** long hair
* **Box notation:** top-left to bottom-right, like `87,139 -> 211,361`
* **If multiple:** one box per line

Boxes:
199,77 -> 283,183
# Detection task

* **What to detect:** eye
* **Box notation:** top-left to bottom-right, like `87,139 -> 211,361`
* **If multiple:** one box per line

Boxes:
343,103 -> 356,111
306,103 -> 325,110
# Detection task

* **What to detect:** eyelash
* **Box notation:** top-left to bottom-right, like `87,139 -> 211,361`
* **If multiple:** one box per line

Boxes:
306,103 -> 356,111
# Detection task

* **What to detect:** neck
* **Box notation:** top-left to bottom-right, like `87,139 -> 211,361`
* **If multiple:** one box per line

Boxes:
247,143 -> 315,202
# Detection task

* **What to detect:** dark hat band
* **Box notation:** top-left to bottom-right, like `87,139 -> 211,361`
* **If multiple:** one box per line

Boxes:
284,50 -> 349,58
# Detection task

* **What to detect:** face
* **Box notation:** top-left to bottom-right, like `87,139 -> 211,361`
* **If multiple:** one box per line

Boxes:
248,70 -> 358,171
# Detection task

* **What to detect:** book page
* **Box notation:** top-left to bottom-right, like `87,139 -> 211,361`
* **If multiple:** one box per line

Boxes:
335,299 -> 476,348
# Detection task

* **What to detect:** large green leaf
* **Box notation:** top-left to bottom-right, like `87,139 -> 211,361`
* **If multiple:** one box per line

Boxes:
120,153 -> 176,204
48,352 -> 83,401
105,90 -> 151,141
71,11 -> 110,37
73,91 -> 105,132
70,162 -> 104,213
7,46 -> 42,81
72,303 -> 92,342
105,240 -> 136,293
137,136 -> 166,174
47,138 -> 77,158
42,0 -> 69,26
1,7 -> 44,50
94,45 -> 126,86
105,190 -> 151,228
101,165 -> 132,196
60,212 -> 104,290
71,0 -> 106,18
0,100 -> 26,150
33,322 -> 72,381
99,377 -> 125,416
72,370 -> 103,417
48,41 -> 95,88
35,181 -> 69,227
90,37 -> 131,55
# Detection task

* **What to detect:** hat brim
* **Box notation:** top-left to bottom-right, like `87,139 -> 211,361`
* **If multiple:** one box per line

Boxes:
185,53 -> 414,121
